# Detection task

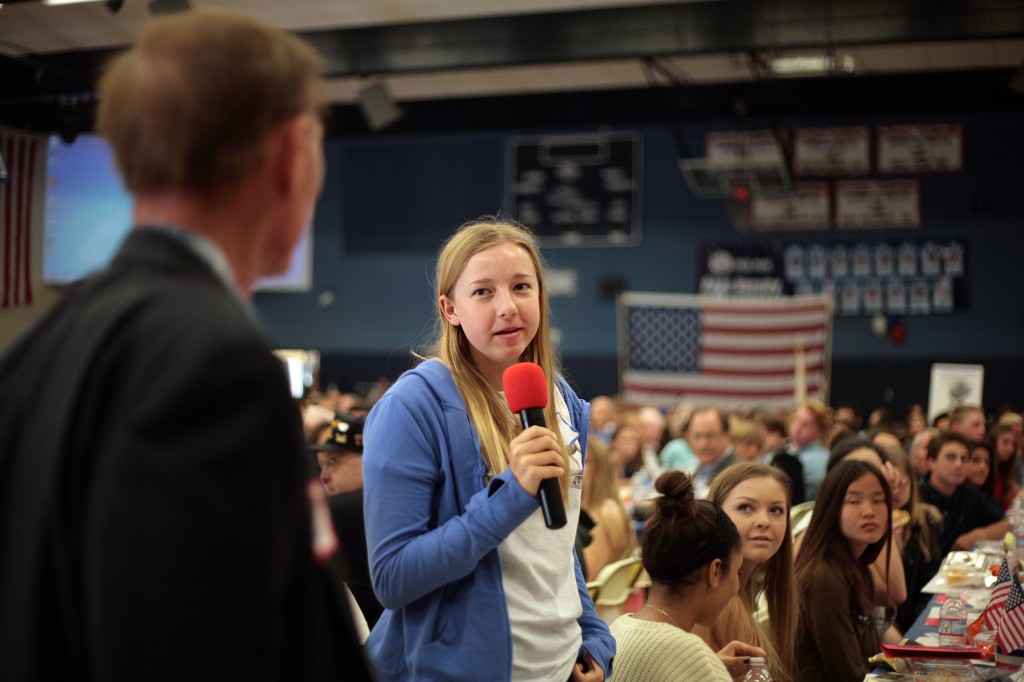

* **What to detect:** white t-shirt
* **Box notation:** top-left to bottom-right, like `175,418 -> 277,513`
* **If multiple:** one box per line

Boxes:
498,387 -> 584,682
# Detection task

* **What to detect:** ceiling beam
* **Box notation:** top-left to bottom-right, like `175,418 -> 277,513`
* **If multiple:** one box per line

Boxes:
302,0 -> 1024,77
1,0 -> 1023,133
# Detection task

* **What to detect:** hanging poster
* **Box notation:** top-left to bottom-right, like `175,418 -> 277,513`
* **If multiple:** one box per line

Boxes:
878,124 -> 963,174
793,126 -> 871,176
705,130 -> 787,168
749,182 -> 830,231
835,179 -> 921,229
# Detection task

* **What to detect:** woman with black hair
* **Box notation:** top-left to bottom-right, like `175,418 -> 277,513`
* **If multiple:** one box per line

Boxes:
795,460 -> 893,681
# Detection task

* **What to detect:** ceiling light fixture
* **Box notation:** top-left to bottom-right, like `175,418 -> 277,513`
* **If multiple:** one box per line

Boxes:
770,55 -> 855,77
44,0 -> 105,5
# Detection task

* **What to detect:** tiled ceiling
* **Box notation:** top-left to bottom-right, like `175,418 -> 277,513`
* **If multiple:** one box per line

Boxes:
1,0 -> 1023,105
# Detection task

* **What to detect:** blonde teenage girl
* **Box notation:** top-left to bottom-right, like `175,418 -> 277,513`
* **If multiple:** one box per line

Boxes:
362,219 -> 613,681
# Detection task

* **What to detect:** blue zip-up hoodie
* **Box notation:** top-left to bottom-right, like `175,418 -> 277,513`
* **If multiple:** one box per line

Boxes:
362,359 -> 615,681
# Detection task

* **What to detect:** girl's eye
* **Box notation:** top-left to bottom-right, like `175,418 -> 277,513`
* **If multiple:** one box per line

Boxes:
770,506 -> 785,516
472,288 -> 489,297
514,282 -> 532,291
736,503 -> 752,513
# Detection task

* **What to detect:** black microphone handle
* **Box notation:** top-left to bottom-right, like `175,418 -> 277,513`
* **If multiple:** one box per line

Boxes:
518,408 -> 568,530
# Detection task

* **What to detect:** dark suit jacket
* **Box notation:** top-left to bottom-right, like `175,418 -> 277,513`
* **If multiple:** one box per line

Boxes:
0,229 -> 372,681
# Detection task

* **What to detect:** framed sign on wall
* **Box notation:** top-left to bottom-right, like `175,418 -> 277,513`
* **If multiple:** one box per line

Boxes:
506,132 -> 642,247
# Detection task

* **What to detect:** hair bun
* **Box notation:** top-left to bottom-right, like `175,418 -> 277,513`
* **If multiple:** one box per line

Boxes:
653,470 -> 696,518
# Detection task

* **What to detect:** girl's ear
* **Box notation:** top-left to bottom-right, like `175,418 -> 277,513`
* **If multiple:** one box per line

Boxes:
706,558 -> 723,589
439,296 -> 460,326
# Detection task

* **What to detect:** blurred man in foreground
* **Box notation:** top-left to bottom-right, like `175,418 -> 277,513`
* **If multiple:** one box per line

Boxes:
0,10 -> 372,680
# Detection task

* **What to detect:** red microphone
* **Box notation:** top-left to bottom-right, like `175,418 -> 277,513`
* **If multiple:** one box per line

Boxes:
503,362 -> 567,530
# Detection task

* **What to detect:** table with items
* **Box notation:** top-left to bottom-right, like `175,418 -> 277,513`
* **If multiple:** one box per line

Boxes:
866,543 -> 1023,681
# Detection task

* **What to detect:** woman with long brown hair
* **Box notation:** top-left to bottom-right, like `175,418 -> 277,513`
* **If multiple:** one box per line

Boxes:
795,460 -> 892,682
696,463 -> 798,682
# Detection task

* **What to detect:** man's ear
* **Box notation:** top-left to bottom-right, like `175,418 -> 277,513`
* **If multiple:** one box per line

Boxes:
266,117 -> 299,196
439,295 -> 459,326
270,114 -> 317,197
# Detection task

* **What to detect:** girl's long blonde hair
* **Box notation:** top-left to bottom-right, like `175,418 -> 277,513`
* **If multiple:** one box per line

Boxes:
705,463 -> 798,682
428,218 -> 568,494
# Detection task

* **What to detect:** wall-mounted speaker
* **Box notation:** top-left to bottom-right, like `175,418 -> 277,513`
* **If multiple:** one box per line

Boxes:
357,81 -> 403,132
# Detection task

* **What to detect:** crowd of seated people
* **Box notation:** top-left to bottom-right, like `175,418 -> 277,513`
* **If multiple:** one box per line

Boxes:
303,375 -> 1023,681
579,395 -> 1022,680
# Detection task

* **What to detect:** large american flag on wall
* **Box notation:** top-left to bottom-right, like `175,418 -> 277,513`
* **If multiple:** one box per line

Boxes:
0,133 -> 43,308
619,293 -> 832,409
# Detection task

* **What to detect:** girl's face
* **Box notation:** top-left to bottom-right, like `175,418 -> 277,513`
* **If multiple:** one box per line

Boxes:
966,447 -> 991,487
840,472 -> 888,558
892,465 -> 913,509
439,243 -> 540,388
720,477 -> 788,569
996,432 -> 1017,463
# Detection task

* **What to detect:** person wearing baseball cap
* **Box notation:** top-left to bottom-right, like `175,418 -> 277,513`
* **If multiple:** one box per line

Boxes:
311,414 -> 383,628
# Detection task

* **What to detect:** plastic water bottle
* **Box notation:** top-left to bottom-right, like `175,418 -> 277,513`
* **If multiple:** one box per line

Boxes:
938,594 -> 968,647
1011,497 -> 1024,569
743,657 -> 772,682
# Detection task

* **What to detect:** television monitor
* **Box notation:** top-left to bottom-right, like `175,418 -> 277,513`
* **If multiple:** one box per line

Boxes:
43,134 -> 312,291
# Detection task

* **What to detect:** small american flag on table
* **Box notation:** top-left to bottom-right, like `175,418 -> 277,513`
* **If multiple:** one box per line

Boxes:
997,574 -> 1024,655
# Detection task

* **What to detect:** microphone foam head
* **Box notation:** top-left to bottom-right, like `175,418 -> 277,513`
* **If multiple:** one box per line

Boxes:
502,362 -> 548,412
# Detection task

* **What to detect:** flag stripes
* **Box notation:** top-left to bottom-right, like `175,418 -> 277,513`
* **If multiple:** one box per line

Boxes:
620,293 -> 832,409
0,134 -> 41,308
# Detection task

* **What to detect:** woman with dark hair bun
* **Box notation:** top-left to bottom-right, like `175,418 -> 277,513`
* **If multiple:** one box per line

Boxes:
610,471 -> 765,682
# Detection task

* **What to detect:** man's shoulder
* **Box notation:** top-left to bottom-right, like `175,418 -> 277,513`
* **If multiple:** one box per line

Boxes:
918,477 -> 944,502
956,483 -> 1002,515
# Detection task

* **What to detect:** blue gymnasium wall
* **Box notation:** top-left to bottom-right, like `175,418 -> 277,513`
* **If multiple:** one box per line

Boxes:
254,110 -> 1024,413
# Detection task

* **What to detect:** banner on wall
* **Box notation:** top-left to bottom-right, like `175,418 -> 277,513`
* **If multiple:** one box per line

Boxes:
705,130 -> 787,168
878,124 -> 963,174
618,292 -> 832,409
793,126 -> 871,176
750,182 -> 831,232
835,179 -> 921,229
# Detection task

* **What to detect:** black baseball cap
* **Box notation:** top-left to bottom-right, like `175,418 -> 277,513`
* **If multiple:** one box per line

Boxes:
309,413 -> 364,453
